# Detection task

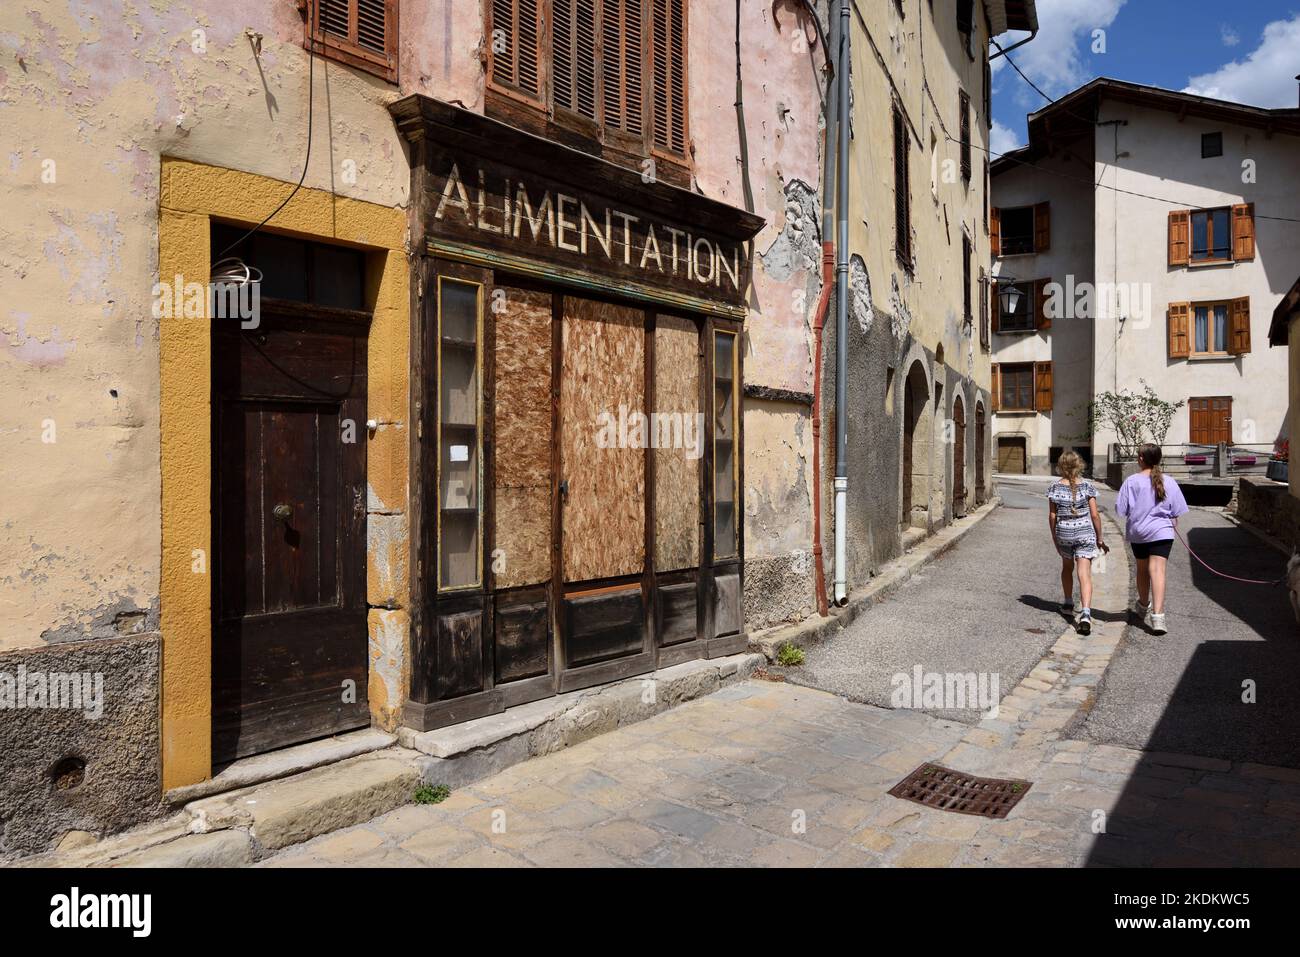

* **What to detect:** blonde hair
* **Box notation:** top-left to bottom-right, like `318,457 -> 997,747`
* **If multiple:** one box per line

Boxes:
1057,450 -> 1084,514
1137,443 -> 1167,502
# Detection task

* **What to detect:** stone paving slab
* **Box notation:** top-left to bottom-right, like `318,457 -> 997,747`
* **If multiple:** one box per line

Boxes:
254,678 -> 1300,868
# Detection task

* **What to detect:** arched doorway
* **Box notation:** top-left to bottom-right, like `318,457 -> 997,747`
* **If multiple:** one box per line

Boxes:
975,401 -> 986,503
901,361 -> 931,529
953,395 -> 966,514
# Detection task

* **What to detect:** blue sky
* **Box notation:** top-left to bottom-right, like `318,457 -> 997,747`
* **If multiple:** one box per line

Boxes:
991,1 -> 1300,155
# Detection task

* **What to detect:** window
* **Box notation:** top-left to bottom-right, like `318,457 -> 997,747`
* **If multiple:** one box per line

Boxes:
1167,298 -> 1251,358
488,0 -> 689,177
998,363 -> 1035,411
993,203 -> 1049,256
1202,131 -> 1223,158
713,330 -> 739,561
962,233 -> 972,323
979,268 -> 989,349
1169,205 -> 1253,265
437,277 -> 484,590
894,106 -> 912,270
959,90 -> 972,184
304,0 -> 398,83
996,281 -> 1035,332
992,362 -> 1053,413
956,0 -> 975,57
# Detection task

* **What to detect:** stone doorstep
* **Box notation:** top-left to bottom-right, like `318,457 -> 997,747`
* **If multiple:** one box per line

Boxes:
749,497 -> 1004,661
36,652 -> 762,868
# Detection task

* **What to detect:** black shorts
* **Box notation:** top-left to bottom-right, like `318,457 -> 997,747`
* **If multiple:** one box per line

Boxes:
1131,539 -> 1174,560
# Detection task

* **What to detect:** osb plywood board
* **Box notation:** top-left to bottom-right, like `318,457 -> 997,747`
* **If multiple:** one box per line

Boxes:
561,297 -> 645,583
654,315 -> 700,571
493,485 -> 551,589
493,287 -> 552,587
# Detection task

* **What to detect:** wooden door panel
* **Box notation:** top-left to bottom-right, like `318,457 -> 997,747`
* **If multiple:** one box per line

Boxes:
560,297 -> 645,583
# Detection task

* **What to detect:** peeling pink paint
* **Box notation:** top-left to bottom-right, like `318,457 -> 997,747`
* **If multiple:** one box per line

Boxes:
2,317 -> 77,367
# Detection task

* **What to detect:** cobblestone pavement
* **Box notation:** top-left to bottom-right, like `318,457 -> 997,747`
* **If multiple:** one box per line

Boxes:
258,673 -> 1300,867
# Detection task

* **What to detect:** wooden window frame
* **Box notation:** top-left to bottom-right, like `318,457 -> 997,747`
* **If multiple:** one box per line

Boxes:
1189,206 -> 1234,264
959,89 -> 972,184
962,232 -> 972,324
303,0 -> 399,84
711,327 -> 740,563
995,280 -> 1037,333
486,0 -> 547,108
996,203 -> 1045,257
996,362 -> 1036,413
1183,297 -> 1251,358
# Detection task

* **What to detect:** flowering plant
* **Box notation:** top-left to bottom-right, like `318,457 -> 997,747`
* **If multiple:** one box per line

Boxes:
1272,439 -> 1290,463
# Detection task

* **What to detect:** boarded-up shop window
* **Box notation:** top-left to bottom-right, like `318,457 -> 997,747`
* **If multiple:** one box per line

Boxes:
304,0 -> 398,83
654,315 -> 701,571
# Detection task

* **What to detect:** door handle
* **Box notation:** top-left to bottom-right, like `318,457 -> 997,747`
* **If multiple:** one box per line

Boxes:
273,503 -> 293,522
559,479 -> 569,500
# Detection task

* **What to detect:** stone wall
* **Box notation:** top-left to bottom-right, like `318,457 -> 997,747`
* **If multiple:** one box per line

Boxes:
1237,477 -> 1300,550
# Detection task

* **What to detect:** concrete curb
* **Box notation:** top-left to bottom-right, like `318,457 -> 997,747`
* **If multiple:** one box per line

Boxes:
27,652 -> 762,867
748,497 -> 1003,662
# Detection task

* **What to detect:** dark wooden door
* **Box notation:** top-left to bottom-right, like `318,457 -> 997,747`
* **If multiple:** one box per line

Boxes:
212,309 -> 369,763
1189,396 -> 1232,445
902,386 -> 916,522
997,437 -> 1026,474
975,403 -> 986,501
953,396 -> 966,507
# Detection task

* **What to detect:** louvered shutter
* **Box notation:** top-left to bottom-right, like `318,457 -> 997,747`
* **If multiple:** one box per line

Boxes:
991,364 -> 1001,412
311,0 -> 396,80
1167,302 -> 1191,359
1232,203 -> 1255,261
959,91 -> 971,182
1034,362 -> 1054,412
1035,278 -> 1052,330
489,0 -> 544,99
992,280 -> 1002,333
1033,202 -> 1051,253
554,0 -> 600,121
602,0 -> 645,136
990,207 -> 1001,258
979,271 -> 989,349
651,0 -> 687,155
1168,211 -> 1190,267
1229,297 -> 1252,355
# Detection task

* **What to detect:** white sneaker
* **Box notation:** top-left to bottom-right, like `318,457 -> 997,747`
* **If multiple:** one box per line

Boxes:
1149,612 -> 1167,635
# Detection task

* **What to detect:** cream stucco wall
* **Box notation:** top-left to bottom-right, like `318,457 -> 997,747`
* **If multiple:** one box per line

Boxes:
1092,100 -> 1299,461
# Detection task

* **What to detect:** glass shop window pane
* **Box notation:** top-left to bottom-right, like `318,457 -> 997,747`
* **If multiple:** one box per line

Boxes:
713,331 -> 738,560
1195,306 -> 1209,353
439,278 -> 481,590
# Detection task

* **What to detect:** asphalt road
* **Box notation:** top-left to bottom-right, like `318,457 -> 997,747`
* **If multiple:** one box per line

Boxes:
788,475 -> 1095,723
1073,500 -> 1300,767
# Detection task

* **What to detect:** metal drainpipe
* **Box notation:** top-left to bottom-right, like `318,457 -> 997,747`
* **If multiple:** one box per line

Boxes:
832,0 -> 850,606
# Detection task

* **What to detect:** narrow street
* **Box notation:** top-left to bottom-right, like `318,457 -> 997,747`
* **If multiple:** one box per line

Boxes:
256,480 -> 1300,868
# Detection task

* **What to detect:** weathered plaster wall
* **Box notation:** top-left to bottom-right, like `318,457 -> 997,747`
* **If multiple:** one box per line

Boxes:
688,0 -> 827,627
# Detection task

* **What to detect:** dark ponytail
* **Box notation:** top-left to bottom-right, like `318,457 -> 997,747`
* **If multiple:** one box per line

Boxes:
1138,443 -> 1166,502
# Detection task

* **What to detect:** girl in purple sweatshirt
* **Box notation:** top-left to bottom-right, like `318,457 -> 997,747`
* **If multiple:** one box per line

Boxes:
1115,443 -> 1189,635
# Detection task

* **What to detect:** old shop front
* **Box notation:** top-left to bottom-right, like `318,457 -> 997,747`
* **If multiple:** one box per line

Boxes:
391,97 -> 764,731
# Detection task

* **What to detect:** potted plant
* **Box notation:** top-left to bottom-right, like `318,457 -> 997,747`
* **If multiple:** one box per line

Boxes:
1268,439 -> 1289,483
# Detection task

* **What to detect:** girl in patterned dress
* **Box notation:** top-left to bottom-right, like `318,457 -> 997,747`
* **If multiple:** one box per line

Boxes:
1047,450 -> 1109,634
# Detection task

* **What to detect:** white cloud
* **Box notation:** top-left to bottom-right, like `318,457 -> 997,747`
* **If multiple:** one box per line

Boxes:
990,119 -> 1024,157
1185,15 -> 1300,107
1220,24 -> 1240,48
992,0 -> 1126,105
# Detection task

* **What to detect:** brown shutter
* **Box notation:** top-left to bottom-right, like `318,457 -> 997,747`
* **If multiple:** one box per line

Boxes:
1168,210 -> 1190,266
959,91 -> 972,182
991,364 -> 1001,412
1035,278 -> 1051,330
554,0 -> 600,121
489,0 -> 544,99
992,280 -> 1002,332
1232,203 -> 1255,261
979,271 -> 989,349
1034,361 -> 1054,412
990,207 -> 1001,257
1167,302 -> 1191,359
1033,202 -> 1051,253
602,0 -> 644,135
1229,296 -> 1252,354
651,0 -> 687,155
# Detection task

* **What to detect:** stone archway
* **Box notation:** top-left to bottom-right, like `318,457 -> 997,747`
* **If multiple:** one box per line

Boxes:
901,360 -> 932,529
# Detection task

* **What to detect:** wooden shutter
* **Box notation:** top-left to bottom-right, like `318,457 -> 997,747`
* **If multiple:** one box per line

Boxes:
1033,202 -> 1051,253
894,107 -> 911,266
1034,362 -> 1053,412
651,0 -> 687,156
992,280 -> 1002,332
1232,203 -> 1255,261
990,207 -> 1001,257
489,0 -> 544,100
1229,296 -> 1252,355
602,0 -> 644,136
1034,278 -> 1051,330
990,364 -> 1000,412
1167,302 -> 1191,359
1168,210 -> 1190,266
554,0 -> 600,121
959,91 -> 972,182
979,270 -> 989,349
309,0 -> 397,81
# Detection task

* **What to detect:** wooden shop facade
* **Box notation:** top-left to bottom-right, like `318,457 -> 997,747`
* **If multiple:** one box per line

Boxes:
391,97 -> 765,731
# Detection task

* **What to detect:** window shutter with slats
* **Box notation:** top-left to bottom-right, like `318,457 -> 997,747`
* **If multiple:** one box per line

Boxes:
1232,203 -> 1255,261
992,280 -> 1002,333
990,207 -> 1001,258
991,364 -> 1000,412
489,0 -> 544,100
1035,278 -> 1051,330
554,0 -> 600,122
1229,297 -> 1252,354
308,0 -> 397,82
651,0 -> 687,156
602,0 -> 644,136
1034,362 -> 1053,412
1168,211 -> 1190,267
1167,302 -> 1191,359
1033,202 -> 1050,253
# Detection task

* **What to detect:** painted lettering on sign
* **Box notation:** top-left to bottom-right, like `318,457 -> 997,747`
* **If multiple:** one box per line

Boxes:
433,161 -> 744,294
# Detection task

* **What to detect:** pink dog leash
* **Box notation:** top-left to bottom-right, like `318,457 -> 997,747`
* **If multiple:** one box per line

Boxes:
1172,527 -> 1287,586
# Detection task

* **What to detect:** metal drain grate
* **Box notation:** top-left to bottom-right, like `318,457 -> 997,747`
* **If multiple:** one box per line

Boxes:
889,764 -> 1032,819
